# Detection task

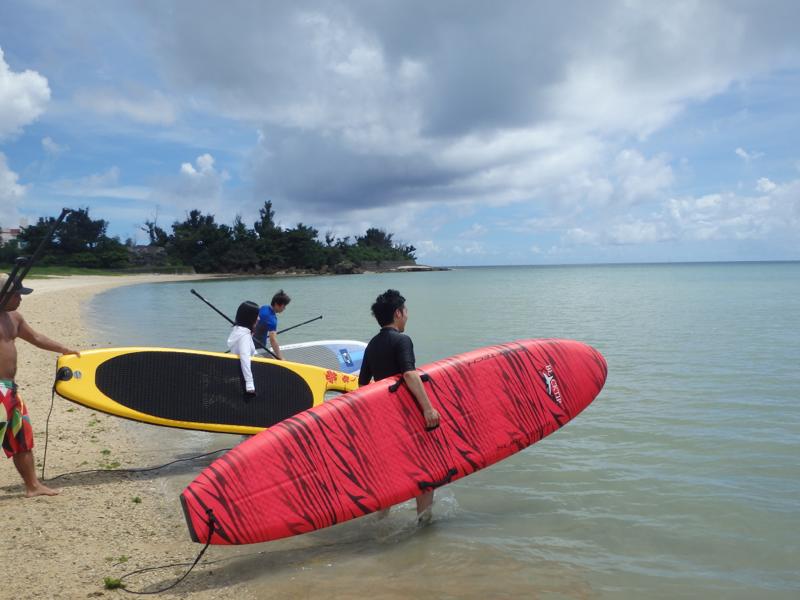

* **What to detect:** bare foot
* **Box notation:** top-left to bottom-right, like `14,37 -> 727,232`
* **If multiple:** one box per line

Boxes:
24,483 -> 60,498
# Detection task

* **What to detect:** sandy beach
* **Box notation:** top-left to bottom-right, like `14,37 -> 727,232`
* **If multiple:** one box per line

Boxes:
2,275 -> 258,599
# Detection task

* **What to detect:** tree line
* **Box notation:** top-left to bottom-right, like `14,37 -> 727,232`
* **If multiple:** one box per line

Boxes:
0,202 -> 416,274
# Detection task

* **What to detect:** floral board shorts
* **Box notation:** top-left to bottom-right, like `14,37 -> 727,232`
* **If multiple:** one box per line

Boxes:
0,380 -> 34,458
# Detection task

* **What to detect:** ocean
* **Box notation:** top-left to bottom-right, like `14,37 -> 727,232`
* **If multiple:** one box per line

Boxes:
87,263 -> 800,598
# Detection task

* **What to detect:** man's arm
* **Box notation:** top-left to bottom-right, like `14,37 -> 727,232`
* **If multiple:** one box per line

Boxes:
268,331 -> 284,361
358,359 -> 372,387
16,317 -> 79,356
403,370 -> 440,429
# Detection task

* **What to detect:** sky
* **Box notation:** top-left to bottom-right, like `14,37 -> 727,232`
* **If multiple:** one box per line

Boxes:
0,0 -> 799,266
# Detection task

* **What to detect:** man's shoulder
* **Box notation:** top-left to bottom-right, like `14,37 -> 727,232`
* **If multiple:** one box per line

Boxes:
390,329 -> 412,343
2,310 -> 23,325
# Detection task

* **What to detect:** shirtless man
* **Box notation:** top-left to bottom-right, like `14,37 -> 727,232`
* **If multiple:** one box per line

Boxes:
0,274 -> 79,497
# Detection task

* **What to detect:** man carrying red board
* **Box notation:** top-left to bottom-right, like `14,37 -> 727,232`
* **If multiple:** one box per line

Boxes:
359,289 -> 440,523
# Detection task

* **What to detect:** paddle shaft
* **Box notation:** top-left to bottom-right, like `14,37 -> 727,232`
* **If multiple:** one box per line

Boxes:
277,315 -> 322,335
190,289 -> 278,358
0,208 -> 72,310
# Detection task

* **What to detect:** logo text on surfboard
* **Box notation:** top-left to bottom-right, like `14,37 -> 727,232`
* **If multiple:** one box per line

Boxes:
540,364 -> 562,405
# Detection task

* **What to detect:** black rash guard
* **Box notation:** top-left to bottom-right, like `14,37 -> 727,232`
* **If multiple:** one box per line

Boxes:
358,327 -> 416,386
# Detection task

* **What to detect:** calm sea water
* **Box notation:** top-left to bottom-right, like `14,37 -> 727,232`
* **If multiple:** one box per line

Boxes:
87,263 -> 800,599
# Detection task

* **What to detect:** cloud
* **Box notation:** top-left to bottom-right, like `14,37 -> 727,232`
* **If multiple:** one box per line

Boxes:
735,147 -> 764,162
49,167 -> 150,200
0,152 -> 27,226
128,1 -> 799,231
150,154 -> 230,218
564,175 -> 800,249
6,2 -> 800,261
0,47 -> 51,140
74,87 -> 177,125
414,240 -> 441,259
458,223 -> 487,239
613,150 -> 674,205
180,153 -> 222,179
607,220 -> 674,245
452,241 -> 487,256
42,136 -> 67,155
756,177 -> 776,193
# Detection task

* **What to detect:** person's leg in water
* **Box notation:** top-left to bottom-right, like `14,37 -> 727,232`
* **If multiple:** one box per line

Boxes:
416,491 -> 433,525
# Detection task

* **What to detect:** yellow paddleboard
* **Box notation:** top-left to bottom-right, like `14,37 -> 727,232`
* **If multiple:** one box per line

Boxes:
55,347 -> 359,435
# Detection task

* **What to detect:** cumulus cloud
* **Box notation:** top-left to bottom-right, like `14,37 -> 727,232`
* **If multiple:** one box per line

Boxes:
6,1 -> 800,260
0,47 -> 50,140
49,166 -> 150,200
42,136 -> 66,155
0,152 -> 27,226
756,177 -> 776,193
613,150 -> 674,205
74,87 -> 177,125
564,175 -> 800,249
414,240 -> 441,259
150,154 -> 230,218
129,0 -> 799,235
736,147 -> 764,162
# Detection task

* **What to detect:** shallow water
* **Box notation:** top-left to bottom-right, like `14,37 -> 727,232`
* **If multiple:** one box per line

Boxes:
88,263 -> 800,598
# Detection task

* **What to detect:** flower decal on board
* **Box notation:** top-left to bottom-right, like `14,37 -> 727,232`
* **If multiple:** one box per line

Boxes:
325,370 -> 337,384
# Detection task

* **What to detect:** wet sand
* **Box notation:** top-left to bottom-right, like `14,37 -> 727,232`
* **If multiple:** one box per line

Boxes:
1,275 -> 257,599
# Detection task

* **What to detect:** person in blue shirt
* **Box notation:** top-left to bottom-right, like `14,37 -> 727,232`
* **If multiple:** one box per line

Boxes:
253,290 -> 290,360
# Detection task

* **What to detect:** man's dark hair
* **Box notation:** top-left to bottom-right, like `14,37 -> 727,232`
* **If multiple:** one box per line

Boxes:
371,289 -> 405,327
235,301 -> 260,328
271,289 -> 291,307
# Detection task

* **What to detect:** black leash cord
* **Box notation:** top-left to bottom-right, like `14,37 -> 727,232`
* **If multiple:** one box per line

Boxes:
118,509 -> 217,595
40,382 -> 58,480
42,375 -> 231,481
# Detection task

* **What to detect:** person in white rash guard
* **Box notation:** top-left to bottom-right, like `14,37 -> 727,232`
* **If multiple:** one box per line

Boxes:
227,301 -> 260,396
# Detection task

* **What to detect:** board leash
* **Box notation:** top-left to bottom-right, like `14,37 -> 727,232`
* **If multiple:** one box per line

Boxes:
43,373 -> 227,594
41,375 -> 232,481
115,509 -> 218,594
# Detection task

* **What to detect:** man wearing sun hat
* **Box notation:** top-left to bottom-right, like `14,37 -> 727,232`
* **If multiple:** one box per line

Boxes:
0,273 -> 79,497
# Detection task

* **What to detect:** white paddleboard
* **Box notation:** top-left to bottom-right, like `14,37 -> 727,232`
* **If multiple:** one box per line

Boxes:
258,339 -> 366,374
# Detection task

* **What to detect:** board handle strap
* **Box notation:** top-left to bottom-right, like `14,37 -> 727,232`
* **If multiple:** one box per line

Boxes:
417,467 -> 458,491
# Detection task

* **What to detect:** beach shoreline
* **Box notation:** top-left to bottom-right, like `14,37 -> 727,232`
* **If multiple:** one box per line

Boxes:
2,274 -> 256,599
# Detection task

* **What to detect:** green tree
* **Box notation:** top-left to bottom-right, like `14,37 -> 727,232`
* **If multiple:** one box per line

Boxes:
141,219 -> 170,247
15,207 -> 130,268
221,215 -> 260,272
169,210 -> 232,272
253,201 -> 284,269
283,223 -> 325,269
356,227 -> 394,250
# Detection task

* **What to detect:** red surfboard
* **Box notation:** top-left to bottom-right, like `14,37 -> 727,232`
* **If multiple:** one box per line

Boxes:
181,339 -> 607,545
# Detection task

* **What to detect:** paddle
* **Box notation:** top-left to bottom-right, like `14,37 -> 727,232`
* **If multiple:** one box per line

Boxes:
0,207 -> 72,310
189,288 -> 278,359
277,314 -> 322,335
